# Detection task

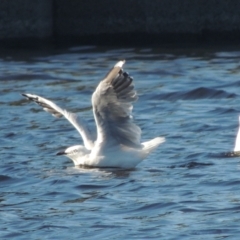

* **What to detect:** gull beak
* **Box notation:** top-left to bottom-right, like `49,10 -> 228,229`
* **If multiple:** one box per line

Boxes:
56,151 -> 66,156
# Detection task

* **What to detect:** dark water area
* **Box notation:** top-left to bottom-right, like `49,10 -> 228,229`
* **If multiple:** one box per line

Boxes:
1,45 -> 240,239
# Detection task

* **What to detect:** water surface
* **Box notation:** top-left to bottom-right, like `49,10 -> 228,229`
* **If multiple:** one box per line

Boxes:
1,46 -> 240,239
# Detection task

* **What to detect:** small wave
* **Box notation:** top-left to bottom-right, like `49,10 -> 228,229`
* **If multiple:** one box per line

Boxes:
156,87 -> 237,101
74,183 -> 111,190
208,107 -> 238,115
133,202 -> 177,212
0,74 -> 56,81
169,161 -> 213,169
0,175 -> 12,182
4,132 -> 16,138
64,196 -> 94,204
183,87 -> 237,99
181,161 -> 213,169
218,80 -> 240,88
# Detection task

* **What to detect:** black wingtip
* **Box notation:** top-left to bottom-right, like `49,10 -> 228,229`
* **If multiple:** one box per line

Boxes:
21,93 -> 38,102
22,93 -> 32,100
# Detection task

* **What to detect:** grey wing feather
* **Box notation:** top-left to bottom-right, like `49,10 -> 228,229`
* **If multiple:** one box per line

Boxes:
22,93 -> 94,150
92,60 -> 142,148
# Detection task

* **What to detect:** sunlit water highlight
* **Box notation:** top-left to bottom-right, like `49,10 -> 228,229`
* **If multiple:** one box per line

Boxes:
1,46 -> 240,239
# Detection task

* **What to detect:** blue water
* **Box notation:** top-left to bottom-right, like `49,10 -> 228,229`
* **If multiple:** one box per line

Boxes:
1,46 -> 240,239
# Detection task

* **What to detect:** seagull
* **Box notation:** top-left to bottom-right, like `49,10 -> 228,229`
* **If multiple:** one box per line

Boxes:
22,60 -> 165,168
234,116 -> 240,152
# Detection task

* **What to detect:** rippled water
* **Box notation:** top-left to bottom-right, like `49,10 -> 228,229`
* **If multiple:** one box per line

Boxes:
1,46 -> 240,239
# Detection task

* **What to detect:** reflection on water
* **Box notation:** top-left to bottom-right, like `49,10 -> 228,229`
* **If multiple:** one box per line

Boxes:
1,46 -> 240,239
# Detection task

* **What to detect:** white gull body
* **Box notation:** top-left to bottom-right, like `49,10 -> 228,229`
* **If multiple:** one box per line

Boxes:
22,60 -> 165,168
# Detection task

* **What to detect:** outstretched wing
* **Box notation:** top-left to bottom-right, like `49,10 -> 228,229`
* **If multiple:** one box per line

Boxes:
92,60 -> 142,148
22,93 -> 94,150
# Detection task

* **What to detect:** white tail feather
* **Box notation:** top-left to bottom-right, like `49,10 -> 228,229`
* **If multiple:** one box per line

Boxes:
141,137 -> 165,158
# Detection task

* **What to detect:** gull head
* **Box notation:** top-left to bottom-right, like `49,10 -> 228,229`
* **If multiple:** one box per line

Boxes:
56,145 -> 90,165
